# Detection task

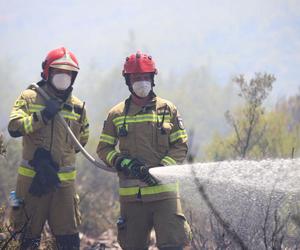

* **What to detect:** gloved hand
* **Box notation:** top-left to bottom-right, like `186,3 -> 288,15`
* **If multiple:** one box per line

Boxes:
41,98 -> 61,123
136,166 -> 158,186
114,156 -> 142,175
29,148 -> 61,197
114,156 -> 158,186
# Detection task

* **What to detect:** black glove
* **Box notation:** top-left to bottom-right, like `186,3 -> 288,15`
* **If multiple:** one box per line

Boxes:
29,148 -> 61,197
136,166 -> 158,186
114,156 -> 158,186
41,98 -> 61,123
114,156 -> 142,176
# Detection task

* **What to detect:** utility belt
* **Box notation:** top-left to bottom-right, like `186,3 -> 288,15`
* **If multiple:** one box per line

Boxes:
18,159 -> 76,181
119,179 -> 179,199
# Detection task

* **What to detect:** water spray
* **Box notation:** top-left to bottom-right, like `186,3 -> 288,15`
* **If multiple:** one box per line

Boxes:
150,159 -> 300,248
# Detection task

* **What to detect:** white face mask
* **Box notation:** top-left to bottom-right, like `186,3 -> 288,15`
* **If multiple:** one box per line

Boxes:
132,81 -> 152,98
51,73 -> 72,91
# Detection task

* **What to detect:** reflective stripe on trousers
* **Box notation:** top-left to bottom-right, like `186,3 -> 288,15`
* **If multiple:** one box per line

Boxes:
18,160 -> 77,181
119,182 -> 179,196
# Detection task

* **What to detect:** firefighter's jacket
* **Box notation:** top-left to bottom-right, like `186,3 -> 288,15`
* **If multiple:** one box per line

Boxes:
97,95 -> 188,202
8,84 -> 89,183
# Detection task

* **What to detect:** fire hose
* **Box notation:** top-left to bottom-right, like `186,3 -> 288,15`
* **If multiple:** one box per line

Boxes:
29,84 -> 116,173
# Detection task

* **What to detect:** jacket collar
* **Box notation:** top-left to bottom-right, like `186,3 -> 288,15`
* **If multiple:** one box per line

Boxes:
41,83 -> 73,104
127,95 -> 157,115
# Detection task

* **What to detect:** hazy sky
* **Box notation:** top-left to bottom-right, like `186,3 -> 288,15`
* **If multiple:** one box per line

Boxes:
1,0 -> 300,98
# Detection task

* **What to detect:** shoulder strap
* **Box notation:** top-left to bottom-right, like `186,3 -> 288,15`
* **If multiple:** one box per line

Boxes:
27,83 -> 51,101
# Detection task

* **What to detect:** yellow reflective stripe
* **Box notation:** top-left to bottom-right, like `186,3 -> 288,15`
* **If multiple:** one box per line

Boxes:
15,99 -> 26,108
170,130 -> 188,143
10,110 -> 27,120
23,117 -> 33,134
141,182 -> 179,195
106,150 -> 118,165
112,113 -> 166,122
10,113 -> 22,120
58,170 -> 77,181
18,166 -> 35,177
113,114 -> 171,127
28,109 -> 40,113
60,111 -> 79,117
81,130 -> 89,138
83,117 -> 88,124
29,104 -> 44,109
82,130 -> 89,135
9,114 -> 20,120
18,166 -> 76,181
161,156 -> 176,165
28,104 -> 44,113
61,115 -> 77,120
114,115 -> 171,126
119,186 -> 139,196
100,133 -> 117,145
119,182 -> 179,196
60,111 -> 80,120
28,105 -> 80,120
27,104 -> 81,120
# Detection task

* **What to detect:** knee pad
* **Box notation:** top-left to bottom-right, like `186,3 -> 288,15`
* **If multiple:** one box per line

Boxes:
20,237 -> 41,250
55,233 -> 80,250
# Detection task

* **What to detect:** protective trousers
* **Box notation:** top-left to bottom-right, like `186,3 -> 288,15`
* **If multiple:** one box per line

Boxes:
55,233 -> 80,250
20,237 -> 41,250
117,198 -> 192,250
10,175 -> 81,246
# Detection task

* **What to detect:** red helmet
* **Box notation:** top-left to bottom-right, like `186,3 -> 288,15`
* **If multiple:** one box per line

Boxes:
41,47 -> 79,80
122,50 -> 158,76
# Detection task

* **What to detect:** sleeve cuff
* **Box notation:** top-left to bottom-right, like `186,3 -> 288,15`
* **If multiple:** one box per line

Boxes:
160,156 -> 177,166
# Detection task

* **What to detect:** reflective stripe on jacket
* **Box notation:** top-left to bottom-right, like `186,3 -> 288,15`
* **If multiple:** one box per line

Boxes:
118,182 -> 180,202
18,159 -> 76,181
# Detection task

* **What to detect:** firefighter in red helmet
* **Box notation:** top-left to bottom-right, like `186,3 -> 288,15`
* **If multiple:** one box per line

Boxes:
97,50 -> 192,250
8,47 -> 89,249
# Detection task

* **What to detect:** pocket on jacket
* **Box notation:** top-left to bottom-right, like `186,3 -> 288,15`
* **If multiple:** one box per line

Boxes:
175,212 -> 193,242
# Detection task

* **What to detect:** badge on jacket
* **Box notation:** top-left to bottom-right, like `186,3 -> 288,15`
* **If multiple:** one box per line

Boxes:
177,116 -> 185,130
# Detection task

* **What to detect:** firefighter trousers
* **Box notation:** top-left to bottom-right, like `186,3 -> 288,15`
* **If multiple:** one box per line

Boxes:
117,198 -> 192,250
9,175 -> 81,239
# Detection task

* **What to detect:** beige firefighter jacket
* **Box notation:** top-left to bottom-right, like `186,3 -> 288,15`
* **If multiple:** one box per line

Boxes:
97,95 -> 188,202
8,83 -> 89,182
